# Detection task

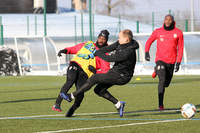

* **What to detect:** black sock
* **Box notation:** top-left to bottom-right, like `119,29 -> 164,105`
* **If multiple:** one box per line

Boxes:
158,93 -> 164,107
66,106 -> 76,117
55,94 -> 63,106
101,91 -> 118,104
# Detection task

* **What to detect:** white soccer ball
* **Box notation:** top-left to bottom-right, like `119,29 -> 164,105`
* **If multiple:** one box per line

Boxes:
181,103 -> 196,119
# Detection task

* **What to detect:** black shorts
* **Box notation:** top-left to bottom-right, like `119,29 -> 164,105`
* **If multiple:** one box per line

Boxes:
155,61 -> 175,87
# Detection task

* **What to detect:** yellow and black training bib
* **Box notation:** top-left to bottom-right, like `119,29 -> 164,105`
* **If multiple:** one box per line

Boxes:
71,41 -> 96,78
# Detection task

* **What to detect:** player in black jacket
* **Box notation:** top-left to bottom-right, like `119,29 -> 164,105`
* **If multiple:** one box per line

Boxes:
60,29 -> 139,117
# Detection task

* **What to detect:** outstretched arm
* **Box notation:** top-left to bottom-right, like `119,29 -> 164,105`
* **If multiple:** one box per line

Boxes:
95,48 -> 131,62
97,41 -> 119,53
65,43 -> 85,54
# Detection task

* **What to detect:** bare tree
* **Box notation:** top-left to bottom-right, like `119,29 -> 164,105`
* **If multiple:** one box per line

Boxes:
100,0 -> 132,16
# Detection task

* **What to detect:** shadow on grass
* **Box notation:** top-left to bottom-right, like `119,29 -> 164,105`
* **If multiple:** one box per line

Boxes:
0,88 -> 58,94
129,82 -> 158,85
0,97 -> 56,104
126,107 -> 200,118
171,77 -> 200,84
75,105 -> 200,118
128,76 -> 200,85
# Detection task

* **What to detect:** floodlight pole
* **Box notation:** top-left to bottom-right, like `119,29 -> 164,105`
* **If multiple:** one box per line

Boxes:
44,0 -> 47,36
0,16 -> 4,46
152,12 -> 155,31
89,0 -> 93,41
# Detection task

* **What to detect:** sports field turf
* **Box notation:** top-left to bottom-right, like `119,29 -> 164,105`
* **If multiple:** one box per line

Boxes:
0,75 -> 199,133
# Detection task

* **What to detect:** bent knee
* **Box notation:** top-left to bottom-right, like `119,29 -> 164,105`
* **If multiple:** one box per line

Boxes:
94,88 -> 101,96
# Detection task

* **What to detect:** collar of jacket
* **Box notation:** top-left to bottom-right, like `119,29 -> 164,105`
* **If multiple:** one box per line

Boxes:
118,39 -> 139,49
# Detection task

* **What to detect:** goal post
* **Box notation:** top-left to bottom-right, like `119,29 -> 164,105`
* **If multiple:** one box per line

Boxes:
13,36 -> 61,75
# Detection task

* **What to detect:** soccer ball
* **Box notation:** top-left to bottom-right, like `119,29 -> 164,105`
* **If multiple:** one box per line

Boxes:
181,103 -> 196,119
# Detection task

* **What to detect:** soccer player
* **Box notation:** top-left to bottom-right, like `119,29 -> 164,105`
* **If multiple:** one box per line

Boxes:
145,14 -> 184,110
60,29 -> 139,117
52,30 -> 110,117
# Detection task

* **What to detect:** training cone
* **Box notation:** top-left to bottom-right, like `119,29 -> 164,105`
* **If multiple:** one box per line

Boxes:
136,77 -> 141,81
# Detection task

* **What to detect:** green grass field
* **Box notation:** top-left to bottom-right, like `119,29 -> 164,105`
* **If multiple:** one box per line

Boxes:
0,75 -> 200,133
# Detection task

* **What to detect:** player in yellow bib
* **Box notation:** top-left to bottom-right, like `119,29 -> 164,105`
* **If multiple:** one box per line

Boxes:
71,41 -> 97,78
52,30 -> 110,117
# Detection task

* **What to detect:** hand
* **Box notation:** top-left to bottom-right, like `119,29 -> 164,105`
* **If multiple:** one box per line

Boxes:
57,51 -> 62,57
145,52 -> 150,61
88,65 -> 96,74
57,49 -> 67,57
174,63 -> 180,72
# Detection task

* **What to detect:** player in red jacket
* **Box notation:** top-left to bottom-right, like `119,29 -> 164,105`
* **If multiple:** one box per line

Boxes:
52,30 -> 110,117
145,14 -> 184,110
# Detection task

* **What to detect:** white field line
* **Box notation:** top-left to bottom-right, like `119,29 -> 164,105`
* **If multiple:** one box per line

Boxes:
0,114 -> 64,120
36,119 -> 188,133
0,109 -> 183,120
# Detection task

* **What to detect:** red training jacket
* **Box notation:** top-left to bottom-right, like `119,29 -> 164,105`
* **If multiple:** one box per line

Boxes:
145,23 -> 184,64
65,42 -> 110,74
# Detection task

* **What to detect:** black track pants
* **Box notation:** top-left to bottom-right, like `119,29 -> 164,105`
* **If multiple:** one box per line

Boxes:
73,70 -> 131,104
55,62 -> 88,110
156,61 -> 174,106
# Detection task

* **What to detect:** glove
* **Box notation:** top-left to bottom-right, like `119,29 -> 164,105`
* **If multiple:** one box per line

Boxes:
174,62 -> 180,72
57,49 -> 68,57
145,52 -> 150,61
88,65 -> 96,74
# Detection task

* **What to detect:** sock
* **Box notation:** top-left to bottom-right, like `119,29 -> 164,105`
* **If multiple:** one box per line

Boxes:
71,93 -> 75,99
115,101 -> 121,109
158,93 -> 164,107
55,94 -> 63,106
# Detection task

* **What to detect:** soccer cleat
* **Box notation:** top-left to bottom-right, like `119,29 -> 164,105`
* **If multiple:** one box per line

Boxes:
118,101 -> 126,117
66,107 -> 75,117
152,71 -> 157,78
60,92 -> 72,102
159,105 -> 164,111
52,104 -> 62,112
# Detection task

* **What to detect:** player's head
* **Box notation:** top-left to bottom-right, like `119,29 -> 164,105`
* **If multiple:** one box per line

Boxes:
96,30 -> 110,48
164,14 -> 175,28
118,29 -> 133,45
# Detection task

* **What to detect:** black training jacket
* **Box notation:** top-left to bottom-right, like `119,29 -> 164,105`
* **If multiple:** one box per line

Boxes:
94,39 -> 139,77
